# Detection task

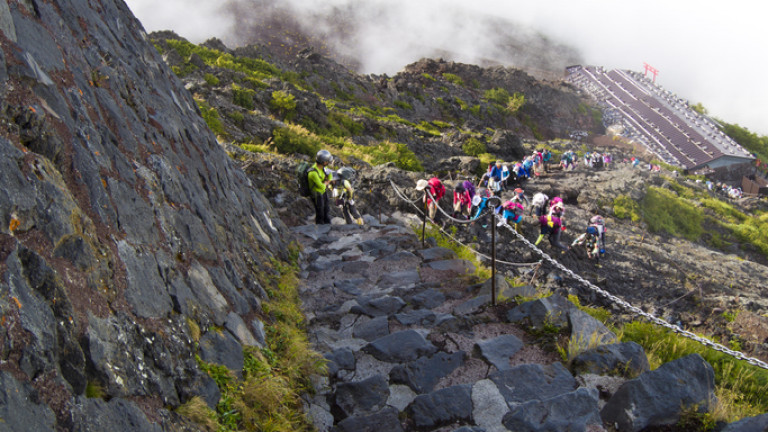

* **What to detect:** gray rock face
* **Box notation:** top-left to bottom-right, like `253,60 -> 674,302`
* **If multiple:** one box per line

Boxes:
502,387 -> 601,432
198,330 -> 245,379
601,353 -> 717,431
352,295 -> 406,317
506,294 -> 575,329
571,341 -> 650,378
0,372 -> 56,432
69,397 -> 163,432
490,363 -> 577,405
425,259 -> 476,274
568,308 -> 618,355
417,247 -> 456,262
352,316 -> 390,342
720,413 -> 768,432
333,375 -> 390,418
389,351 -> 466,394
407,384 -> 473,429
334,406 -> 404,432
476,334 -> 524,371
363,330 -> 438,362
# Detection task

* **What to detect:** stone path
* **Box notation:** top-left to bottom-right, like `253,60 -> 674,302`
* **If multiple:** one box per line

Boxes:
292,214 -> 606,432
291,213 -> 755,432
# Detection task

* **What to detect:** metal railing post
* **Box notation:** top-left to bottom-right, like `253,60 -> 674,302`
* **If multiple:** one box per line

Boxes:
421,195 -> 427,247
491,215 -> 497,306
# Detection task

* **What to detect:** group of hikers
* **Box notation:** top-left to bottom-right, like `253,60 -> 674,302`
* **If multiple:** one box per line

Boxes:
302,148 -> 612,262
416,155 -> 609,262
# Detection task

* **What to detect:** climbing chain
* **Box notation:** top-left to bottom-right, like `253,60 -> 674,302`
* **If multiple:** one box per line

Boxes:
389,179 -> 539,268
389,179 -> 768,370
493,213 -> 768,370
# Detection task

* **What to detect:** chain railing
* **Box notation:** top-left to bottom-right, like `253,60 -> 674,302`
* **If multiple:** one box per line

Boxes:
390,178 -> 768,370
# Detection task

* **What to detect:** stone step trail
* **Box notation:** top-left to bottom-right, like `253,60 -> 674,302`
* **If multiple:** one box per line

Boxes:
291,213 -> 747,432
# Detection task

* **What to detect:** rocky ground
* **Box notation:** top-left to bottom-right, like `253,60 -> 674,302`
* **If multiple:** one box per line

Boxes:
231,141 -> 768,364
290,214 -> 767,431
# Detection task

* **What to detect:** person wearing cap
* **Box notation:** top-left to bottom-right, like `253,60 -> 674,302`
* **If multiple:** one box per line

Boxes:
416,177 -> 445,222
332,167 -> 363,225
510,188 -> 530,206
309,149 -> 334,224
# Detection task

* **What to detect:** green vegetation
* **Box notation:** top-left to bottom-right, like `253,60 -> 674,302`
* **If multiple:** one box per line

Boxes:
188,251 -> 327,432
203,73 -> 219,86
482,88 -> 525,115
641,186 -> 703,241
270,124 -> 422,171
462,137 -> 487,157
232,84 -> 256,110
270,90 -> 297,119
720,122 -> 768,167
442,73 -> 464,86
394,99 -> 413,110
197,99 -> 225,137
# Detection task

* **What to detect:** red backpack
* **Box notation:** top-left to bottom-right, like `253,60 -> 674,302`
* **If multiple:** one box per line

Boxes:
428,177 -> 445,200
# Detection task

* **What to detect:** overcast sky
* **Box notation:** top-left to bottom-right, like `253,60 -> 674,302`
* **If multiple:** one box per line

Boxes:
124,0 -> 767,135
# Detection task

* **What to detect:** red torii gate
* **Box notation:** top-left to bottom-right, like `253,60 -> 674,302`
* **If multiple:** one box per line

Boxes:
643,62 -> 659,82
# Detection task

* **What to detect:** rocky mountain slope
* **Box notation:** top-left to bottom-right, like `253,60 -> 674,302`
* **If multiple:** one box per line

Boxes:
0,0 -> 293,429
2,0 -> 768,431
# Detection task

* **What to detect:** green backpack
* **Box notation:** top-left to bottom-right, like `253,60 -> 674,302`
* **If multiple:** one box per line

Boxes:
296,162 -> 314,197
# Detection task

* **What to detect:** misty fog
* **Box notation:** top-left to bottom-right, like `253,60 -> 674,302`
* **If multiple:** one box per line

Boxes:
125,0 -> 767,135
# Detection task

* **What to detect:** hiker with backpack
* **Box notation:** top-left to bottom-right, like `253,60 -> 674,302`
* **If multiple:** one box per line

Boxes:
535,214 -> 569,252
589,210 -> 606,253
306,150 -> 334,224
452,181 -> 472,220
331,167 -> 363,225
416,177 -> 445,222
498,200 -> 524,233
530,192 -> 549,217
571,226 -> 601,261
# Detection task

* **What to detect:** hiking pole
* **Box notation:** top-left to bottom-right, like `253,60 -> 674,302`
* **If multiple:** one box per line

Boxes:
491,215 -> 497,306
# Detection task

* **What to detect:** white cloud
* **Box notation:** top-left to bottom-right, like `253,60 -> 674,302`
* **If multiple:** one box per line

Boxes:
124,0 -> 768,134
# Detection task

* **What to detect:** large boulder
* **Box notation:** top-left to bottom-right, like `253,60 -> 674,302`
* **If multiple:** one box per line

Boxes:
601,354 -> 717,431
363,330 -> 437,363
490,362 -> 577,405
389,351 -> 466,394
333,375 -> 390,418
571,341 -> 650,378
502,387 -> 601,432
407,384 -> 474,429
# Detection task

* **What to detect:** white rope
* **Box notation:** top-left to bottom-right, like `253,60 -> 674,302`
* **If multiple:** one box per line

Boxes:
493,213 -> 768,370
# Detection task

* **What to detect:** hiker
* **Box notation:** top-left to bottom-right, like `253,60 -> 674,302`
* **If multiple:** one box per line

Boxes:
589,211 -> 606,253
471,189 -> 499,228
535,214 -> 569,251
500,163 -> 512,190
480,160 -> 504,192
571,226 -> 601,260
416,177 -> 445,222
498,200 -> 524,232
542,149 -> 552,172
452,181 -> 472,219
332,167 -> 363,225
530,192 -> 549,217
309,149 -> 334,224
510,188 -> 530,206
462,178 -> 476,202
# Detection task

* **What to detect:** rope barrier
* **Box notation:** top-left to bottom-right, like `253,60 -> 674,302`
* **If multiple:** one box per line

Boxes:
389,178 -> 768,370
390,179 -> 540,268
